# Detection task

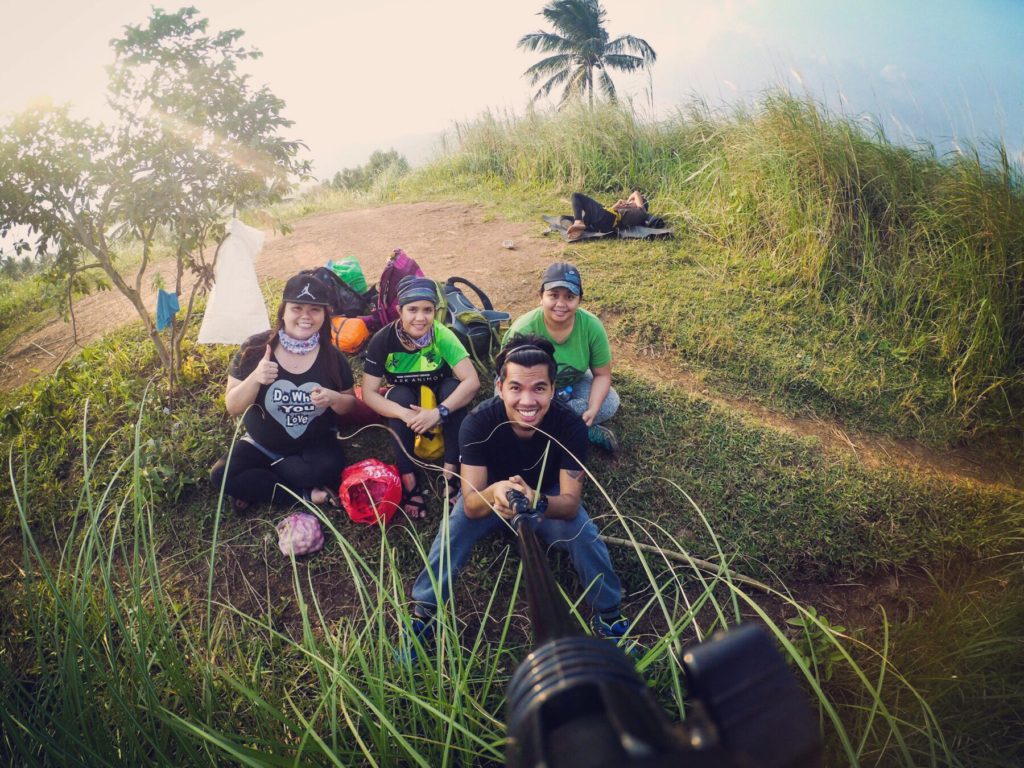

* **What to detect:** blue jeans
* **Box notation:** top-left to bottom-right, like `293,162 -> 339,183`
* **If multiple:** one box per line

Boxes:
411,489 -> 623,617
561,369 -> 619,425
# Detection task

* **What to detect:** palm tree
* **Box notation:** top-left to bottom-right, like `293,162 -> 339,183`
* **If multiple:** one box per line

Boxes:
518,0 -> 656,108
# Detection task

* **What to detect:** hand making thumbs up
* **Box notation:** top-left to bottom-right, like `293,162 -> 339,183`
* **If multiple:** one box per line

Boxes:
254,344 -> 279,385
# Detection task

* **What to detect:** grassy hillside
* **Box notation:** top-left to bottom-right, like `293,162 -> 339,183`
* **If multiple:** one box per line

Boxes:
2,303 -> 1022,764
401,96 -> 1024,445
2,96 -> 1023,765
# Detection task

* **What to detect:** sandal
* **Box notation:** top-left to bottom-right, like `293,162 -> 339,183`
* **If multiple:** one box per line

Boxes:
229,496 -> 251,514
566,222 -> 586,242
312,486 -> 341,510
402,482 -> 429,520
443,474 -> 461,499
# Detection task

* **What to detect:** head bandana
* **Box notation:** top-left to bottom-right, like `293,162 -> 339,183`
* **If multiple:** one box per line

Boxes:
397,276 -> 438,307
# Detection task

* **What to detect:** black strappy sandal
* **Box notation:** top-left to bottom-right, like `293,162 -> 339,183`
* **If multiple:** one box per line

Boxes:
317,486 -> 342,510
402,482 -> 429,520
443,475 -> 461,499
229,496 -> 251,514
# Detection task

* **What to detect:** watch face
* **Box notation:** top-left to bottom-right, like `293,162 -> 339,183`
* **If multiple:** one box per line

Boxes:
438,404 -> 450,421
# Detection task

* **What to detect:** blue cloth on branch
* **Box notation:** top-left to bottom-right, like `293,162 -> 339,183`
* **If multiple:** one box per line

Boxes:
156,290 -> 180,331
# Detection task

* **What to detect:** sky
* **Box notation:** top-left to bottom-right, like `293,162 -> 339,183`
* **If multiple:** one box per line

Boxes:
3,0 -> 1022,179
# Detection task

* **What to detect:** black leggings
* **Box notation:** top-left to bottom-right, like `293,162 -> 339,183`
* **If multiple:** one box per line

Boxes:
385,378 -> 465,475
571,192 -> 618,233
211,437 -> 345,505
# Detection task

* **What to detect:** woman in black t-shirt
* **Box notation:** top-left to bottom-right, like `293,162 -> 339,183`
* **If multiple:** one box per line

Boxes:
210,273 -> 356,512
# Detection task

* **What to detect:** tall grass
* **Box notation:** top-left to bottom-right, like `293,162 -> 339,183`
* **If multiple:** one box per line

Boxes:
411,96 -> 1023,440
1,404 -> 963,766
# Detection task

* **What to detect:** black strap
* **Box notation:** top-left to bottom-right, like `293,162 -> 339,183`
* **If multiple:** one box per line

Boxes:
445,276 -> 494,311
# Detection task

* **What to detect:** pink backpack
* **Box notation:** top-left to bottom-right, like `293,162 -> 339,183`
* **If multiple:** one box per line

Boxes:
360,248 -> 424,333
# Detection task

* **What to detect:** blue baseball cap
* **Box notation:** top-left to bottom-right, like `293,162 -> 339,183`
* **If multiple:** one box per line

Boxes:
541,262 -> 583,298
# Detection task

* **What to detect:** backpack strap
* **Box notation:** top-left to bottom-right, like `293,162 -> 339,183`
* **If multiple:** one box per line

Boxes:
433,279 -> 449,325
445,276 -> 494,311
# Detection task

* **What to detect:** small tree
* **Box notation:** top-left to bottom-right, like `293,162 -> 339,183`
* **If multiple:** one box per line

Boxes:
329,149 -> 409,191
0,7 -> 309,381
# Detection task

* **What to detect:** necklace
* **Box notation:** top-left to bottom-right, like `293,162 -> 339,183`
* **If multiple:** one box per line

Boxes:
277,329 -> 320,355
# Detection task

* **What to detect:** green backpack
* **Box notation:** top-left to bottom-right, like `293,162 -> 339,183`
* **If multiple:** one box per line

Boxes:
435,277 -> 510,368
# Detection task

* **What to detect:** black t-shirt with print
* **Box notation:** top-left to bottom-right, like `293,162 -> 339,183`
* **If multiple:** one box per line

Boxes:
229,335 -> 354,454
459,396 -> 587,492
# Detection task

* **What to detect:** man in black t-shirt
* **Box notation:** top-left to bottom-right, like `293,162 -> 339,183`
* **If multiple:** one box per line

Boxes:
409,335 -> 629,645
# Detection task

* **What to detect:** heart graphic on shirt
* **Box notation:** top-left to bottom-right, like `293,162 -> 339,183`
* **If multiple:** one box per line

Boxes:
264,381 -> 326,439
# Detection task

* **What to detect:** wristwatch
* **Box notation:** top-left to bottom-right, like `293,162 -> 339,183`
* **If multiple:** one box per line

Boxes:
437,403 -> 450,423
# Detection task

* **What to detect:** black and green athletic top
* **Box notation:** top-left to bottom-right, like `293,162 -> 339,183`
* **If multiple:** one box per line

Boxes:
363,320 -> 470,387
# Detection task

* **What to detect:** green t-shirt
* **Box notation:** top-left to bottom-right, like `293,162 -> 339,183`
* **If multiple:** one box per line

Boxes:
364,320 -> 469,386
503,307 -> 611,390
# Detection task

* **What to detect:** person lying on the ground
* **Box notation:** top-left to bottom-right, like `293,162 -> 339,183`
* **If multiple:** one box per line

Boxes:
565,190 -> 656,241
502,262 -> 620,453
361,275 -> 481,519
405,335 -> 630,655
211,273 -> 356,513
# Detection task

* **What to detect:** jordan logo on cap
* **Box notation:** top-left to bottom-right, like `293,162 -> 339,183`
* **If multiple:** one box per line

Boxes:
297,283 -> 316,301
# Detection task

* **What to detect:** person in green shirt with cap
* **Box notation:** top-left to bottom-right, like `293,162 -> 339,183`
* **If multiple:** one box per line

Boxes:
503,262 -> 620,453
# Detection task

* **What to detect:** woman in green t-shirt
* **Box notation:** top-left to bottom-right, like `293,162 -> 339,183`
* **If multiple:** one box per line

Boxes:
362,276 -> 481,518
503,262 -> 620,453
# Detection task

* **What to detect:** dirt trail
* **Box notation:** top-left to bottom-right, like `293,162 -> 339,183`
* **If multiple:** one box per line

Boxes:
1,201 -> 1019,490
614,345 -> 1022,490
0,203 -> 547,388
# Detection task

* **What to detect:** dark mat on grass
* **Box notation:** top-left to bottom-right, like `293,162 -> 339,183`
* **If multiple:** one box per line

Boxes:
542,215 -> 613,241
542,215 -> 673,241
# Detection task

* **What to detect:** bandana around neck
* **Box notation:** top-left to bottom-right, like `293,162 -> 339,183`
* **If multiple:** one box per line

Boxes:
277,329 -> 320,355
395,322 -> 434,350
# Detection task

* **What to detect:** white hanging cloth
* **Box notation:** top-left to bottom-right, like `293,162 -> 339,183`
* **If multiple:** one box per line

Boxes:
198,219 -> 271,344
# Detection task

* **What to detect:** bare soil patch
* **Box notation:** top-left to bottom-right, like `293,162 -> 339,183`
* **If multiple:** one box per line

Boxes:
0,202 -> 555,391
2,200 -> 1018,496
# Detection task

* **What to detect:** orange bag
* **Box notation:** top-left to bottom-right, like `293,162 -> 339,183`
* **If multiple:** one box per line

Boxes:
331,316 -> 370,354
339,459 -> 402,525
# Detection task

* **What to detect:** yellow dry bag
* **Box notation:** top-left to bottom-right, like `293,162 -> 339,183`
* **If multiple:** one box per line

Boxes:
414,385 -> 445,460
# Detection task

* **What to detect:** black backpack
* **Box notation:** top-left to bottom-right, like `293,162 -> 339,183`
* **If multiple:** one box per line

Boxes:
301,266 -> 371,318
440,277 -> 510,366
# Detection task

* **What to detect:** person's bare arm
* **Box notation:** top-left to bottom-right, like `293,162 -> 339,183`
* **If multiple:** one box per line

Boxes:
581,363 -> 612,426
461,464 -> 499,519
311,385 -> 356,415
407,357 -> 481,432
443,358 -> 481,411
